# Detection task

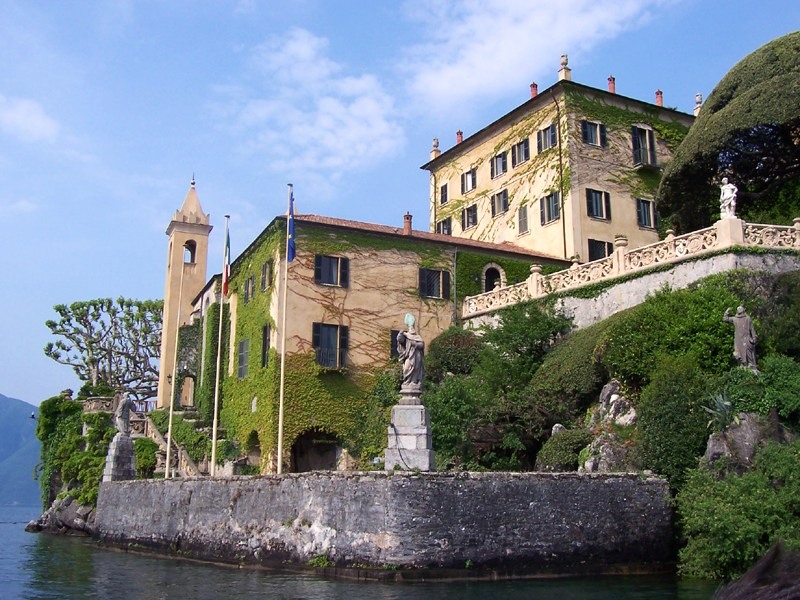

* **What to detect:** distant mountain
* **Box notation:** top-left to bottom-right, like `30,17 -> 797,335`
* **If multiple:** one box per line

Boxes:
0,394 -> 41,507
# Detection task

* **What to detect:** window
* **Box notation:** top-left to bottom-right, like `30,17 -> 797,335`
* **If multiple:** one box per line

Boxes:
586,188 -> 611,220
540,191 -> 560,225
632,126 -> 657,166
588,239 -> 614,262
461,168 -> 477,193
518,206 -> 529,234
261,324 -> 270,368
461,204 -> 478,230
390,329 -> 400,358
581,121 -> 607,147
436,217 -> 452,235
260,260 -> 272,292
237,338 -> 249,379
490,152 -> 508,179
636,198 -> 658,228
419,268 -> 451,299
537,124 -> 557,152
491,189 -> 509,217
312,323 -> 348,368
440,183 -> 448,206
511,138 -> 530,167
314,255 -> 349,287
242,275 -> 255,304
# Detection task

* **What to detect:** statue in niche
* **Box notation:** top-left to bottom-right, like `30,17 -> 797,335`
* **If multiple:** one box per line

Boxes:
723,306 -> 758,371
113,395 -> 135,436
397,313 -> 425,392
719,177 -> 738,219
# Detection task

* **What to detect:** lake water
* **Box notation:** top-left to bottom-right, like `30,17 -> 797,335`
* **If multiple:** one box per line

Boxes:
1,505 -> 719,599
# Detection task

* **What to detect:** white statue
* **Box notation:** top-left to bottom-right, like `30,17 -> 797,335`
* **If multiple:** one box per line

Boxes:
397,313 -> 424,393
719,177 -> 738,219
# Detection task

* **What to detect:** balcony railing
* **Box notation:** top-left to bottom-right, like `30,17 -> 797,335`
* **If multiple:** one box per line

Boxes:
462,217 -> 800,319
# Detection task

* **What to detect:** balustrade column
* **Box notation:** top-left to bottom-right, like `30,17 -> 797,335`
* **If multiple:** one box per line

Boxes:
613,236 -> 628,276
794,218 -> 800,246
527,264 -> 543,298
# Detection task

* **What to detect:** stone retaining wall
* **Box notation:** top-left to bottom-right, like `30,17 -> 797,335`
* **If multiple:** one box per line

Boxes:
95,472 -> 673,574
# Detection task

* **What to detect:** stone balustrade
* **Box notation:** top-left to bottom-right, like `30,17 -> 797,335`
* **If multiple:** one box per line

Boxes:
463,217 -> 800,319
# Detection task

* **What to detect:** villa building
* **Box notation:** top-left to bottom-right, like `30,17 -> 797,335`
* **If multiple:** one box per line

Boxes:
421,56 -> 695,262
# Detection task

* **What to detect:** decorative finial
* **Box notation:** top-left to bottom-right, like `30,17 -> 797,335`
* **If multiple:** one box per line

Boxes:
191,174 -> 196,188
560,54 -> 568,67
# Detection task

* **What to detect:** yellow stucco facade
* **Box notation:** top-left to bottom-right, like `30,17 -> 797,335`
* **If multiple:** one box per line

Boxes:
422,79 -> 694,263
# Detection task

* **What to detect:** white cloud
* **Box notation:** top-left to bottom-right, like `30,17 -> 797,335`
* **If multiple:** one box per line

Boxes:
401,0 -> 670,115
0,94 -> 60,143
213,28 -> 403,197
0,198 -> 37,215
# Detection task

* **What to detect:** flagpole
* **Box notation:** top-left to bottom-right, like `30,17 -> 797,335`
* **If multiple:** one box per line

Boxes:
210,214 -> 230,476
277,184 -> 294,475
165,259 -> 186,479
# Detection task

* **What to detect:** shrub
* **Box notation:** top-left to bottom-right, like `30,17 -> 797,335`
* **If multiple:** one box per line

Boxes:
637,355 -> 714,489
761,354 -> 800,425
134,438 -> 159,478
426,327 -> 483,382
597,276 -> 745,389
535,429 -> 593,472
677,441 -> 800,580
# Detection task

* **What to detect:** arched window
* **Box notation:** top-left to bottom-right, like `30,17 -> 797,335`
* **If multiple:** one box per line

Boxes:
184,240 -> 197,264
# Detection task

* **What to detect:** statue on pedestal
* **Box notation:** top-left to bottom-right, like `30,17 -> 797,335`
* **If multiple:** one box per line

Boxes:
723,306 -> 758,371
719,178 -> 738,219
397,313 -> 425,394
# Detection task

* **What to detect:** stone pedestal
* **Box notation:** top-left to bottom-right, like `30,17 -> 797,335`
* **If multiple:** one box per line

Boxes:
384,404 -> 435,471
102,433 -> 137,482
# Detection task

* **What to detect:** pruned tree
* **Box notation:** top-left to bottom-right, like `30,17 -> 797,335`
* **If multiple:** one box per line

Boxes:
44,298 -> 163,401
657,31 -> 800,231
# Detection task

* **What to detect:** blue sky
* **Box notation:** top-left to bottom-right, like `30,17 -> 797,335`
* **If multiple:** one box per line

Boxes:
1,1 -> 797,405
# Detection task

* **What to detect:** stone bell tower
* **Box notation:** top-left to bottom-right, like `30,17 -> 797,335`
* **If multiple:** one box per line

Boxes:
156,178 -> 212,409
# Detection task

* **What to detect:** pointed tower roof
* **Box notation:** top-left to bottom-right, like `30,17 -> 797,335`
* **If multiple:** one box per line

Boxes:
167,177 -> 211,233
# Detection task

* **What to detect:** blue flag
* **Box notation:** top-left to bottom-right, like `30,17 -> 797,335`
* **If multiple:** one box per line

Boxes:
287,189 -> 296,263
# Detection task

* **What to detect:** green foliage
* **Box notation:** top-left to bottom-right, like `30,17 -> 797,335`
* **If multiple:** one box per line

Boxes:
757,271 -> 800,360
307,554 -> 333,568
76,380 -> 114,400
761,354 -> 800,424
658,32 -> 800,231
36,394 -> 115,508
454,251 -> 561,299
134,438 -> 159,479
637,356 -> 714,489
535,429 -> 593,472
423,376 -> 486,468
677,441 -> 800,580
195,302 -> 229,424
701,391 -> 739,431
149,410 -> 210,464
426,327 -> 483,382
597,274 -> 747,389
474,301 -> 571,394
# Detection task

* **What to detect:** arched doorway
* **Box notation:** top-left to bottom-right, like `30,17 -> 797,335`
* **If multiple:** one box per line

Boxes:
290,429 -> 341,472
484,267 -> 502,292
245,430 -> 261,467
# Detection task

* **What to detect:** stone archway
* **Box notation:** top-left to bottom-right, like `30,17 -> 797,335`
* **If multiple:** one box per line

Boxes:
245,430 -> 261,467
290,429 -> 341,472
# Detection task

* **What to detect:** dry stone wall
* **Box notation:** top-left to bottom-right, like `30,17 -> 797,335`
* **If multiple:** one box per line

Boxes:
95,472 -> 673,574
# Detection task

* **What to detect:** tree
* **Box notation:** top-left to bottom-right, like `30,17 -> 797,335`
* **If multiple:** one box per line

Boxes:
44,298 -> 163,400
657,32 -> 800,231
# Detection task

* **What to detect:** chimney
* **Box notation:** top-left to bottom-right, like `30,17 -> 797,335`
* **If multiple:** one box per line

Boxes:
456,130 -> 463,144
430,137 -> 441,160
607,76 -> 616,94
694,93 -> 703,117
655,89 -> 663,107
558,54 -> 572,81
530,82 -> 538,98
403,212 -> 413,235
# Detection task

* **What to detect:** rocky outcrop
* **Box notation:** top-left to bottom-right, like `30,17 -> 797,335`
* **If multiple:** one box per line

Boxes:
582,380 -> 639,473
25,495 -> 95,536
704,410 -> 791,475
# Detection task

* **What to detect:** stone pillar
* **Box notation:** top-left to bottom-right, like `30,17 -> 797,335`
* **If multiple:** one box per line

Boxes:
715,217 -> 745,248
794,218 -> 800,246
613,236 -> 628,276
527,264 -> 542,298
102,433 -> 137,482
384,404 -> 435,472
